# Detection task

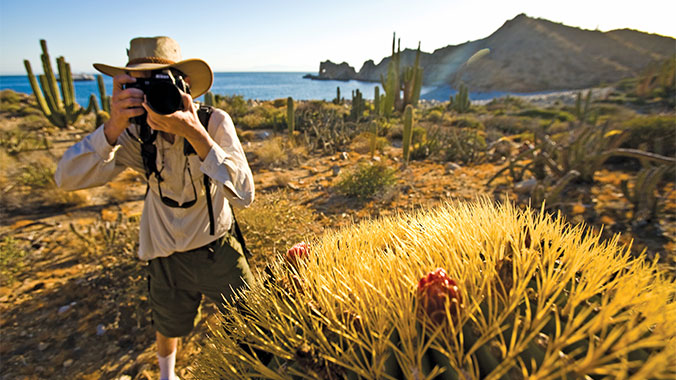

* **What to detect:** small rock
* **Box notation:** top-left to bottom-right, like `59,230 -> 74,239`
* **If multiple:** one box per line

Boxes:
445,162 -> 461,172
96,324 -> 106,336
371,156 -> 381,162
514,178 -> 538,194
58,305 -> 71,314
331,165 -> 341,177
106,345 -> 120,355
340,152 -> 349,160
63,359 -> 73,368
38,342 -> 49,351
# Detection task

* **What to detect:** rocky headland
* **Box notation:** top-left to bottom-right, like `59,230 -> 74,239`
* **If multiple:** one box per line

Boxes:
307,14 -> 675,93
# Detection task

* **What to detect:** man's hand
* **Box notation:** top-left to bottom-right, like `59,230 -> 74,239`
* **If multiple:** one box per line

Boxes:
103,74 -> 144,145
143,92 -> 215,160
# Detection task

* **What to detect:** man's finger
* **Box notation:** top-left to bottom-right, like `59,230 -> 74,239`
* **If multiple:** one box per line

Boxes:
181,92 -> 194,113
122,107 -> 145,119
116,95 -> 144,109
112,74 -> 137,94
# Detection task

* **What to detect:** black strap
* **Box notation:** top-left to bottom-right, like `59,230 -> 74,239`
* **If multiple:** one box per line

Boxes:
204,175 -> 215,235
231,211 -> 251,258
197,106 -> 216,236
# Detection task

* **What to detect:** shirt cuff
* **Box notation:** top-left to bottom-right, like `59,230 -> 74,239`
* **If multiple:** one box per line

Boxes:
200,144 -> 233,182
91,124 -> 120,162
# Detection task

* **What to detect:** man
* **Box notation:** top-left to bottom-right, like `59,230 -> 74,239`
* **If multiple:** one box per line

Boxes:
55,36 -> 254,380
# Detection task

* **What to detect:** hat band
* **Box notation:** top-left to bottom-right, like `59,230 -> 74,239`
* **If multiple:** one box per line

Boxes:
126,57 -> 176,66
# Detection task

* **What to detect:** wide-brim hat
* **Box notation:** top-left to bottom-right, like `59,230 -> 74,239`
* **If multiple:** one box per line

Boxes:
93,36 -> 213,98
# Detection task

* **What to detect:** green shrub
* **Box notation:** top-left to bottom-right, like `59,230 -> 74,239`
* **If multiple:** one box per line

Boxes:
484,95 -> 527,113
335,162 -> 397,199
218,94 -> 249,120
425,109 -> 444,123
517,108 -> 575,122
452,115 -> 484,130
0,128 -> 50,155
484,115 -> 536,135
621,115 -> 676,157
351,132 -> 388,155
0,89 -> 43,117
444,128 -> 487,164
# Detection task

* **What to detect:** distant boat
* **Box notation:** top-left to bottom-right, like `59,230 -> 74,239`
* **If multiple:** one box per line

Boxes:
57,73 -> 95,82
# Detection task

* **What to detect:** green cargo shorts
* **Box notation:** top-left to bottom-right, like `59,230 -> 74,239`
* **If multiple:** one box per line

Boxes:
146,233 -> 254,338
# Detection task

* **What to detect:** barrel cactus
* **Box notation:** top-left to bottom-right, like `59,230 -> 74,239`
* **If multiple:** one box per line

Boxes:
194,200 -> 676,379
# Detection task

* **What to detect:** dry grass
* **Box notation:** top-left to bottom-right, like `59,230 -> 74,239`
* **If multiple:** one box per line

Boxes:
254,136 -> 307,168
237,189 -> 316,266
0,152 -> 87,214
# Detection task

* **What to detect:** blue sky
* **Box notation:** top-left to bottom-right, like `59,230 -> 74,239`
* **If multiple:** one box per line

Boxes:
1,0 -> 674,75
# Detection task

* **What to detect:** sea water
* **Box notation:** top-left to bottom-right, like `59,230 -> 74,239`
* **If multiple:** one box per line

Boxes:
0,72 -> 388,107
0,72 -> 534,107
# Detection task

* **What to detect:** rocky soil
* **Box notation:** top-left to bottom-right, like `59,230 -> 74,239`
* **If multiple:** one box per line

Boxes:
1,97 -> 674,379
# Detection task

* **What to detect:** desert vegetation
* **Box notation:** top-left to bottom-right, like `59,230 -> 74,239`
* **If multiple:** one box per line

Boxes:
1,51 -> 675,378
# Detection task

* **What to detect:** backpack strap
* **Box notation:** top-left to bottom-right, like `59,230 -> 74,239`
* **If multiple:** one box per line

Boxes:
196,105 -> 216,236
232,210 -> 252,258
196,105 -> 251,256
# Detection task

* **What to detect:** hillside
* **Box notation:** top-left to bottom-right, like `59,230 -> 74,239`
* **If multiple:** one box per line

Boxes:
312,14 -> 675,92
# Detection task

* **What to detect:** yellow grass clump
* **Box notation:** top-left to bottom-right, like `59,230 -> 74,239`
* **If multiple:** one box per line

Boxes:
193,199 -> 676,380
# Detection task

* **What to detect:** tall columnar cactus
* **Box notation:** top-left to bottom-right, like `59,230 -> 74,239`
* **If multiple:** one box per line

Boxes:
23,39 -> 95,128
380,33 -> 401,118
450,83 -> 470,113
369,121 -> 378,158
333,86 -> 342,105
574,90 -> 592,124
402,42 -> 423,108
204,91 -> 216,107
194,199 -> 676,379
350,89 -> 364,121
402,104 -> 414,164
286,96 -> 295,136
374,86 -> 380,117
96,75 -> 111,114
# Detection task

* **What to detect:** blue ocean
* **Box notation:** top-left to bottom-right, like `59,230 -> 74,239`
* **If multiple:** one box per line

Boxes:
0,72 -> 504,107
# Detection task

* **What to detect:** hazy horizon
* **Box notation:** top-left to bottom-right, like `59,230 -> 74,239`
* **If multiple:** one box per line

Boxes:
1,0 -> 674,76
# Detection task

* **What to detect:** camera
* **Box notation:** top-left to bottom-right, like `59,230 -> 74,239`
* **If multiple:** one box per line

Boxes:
124,70 -> 190,117
124,70 -> 198,154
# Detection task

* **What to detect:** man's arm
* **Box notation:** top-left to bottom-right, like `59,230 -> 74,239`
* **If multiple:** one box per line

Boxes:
55,74 -> 145,191
143,94 -> 254,208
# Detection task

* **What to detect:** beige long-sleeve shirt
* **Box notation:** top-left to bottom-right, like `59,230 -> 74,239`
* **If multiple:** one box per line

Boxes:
55,108 -> 254,261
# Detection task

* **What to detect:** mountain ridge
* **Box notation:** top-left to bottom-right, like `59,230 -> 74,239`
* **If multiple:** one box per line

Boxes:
310,14 -> 675,92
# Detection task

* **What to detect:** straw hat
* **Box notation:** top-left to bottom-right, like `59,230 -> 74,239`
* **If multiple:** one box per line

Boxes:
93,36 -> 213,98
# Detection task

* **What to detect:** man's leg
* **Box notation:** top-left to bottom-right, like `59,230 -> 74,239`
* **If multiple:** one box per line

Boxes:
156,331 -> 178,380
147,255 -> 202,380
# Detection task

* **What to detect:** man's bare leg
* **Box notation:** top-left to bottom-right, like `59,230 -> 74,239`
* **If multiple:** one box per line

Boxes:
156,331 -> 178,380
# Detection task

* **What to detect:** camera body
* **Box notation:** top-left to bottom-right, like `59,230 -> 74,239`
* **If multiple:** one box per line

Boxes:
124,70 -> 197,155
124,70 -> 190,117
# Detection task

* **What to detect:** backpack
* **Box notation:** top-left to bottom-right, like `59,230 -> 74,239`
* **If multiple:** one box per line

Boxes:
128,105 -> 251,257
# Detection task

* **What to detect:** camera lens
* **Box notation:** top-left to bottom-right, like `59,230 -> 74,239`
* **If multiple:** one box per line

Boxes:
146,82 -> 182,114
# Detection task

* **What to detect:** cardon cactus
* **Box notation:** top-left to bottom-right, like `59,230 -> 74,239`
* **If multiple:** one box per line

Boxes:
194,199 -> 676,380
23,39 -> 96,128
287,96 -> 295,137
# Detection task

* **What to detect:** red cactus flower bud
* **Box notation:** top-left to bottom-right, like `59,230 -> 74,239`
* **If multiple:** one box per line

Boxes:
286,242 -> 310,266
417,268 -> 463,326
